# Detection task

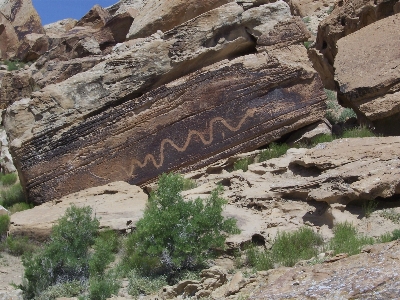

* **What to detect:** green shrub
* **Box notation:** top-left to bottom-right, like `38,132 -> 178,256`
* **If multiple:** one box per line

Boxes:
391,229 -> 400,241
328,222 -> 374,256
338,108 -> 357,123
259,143 -> 289,162
377,232 -> 394,243
271,227 -> 323,267
35,281 -> 85,300
124,173 -> 239,282
324,89 -> 336,102
89,230 -> 119,276
310,134 -> 335,147
380,209 -> 400,224
0,173 -> 18,186
362,199 -> 378,218
8,202 -> 32,214
233,158 -> 252,172
3,60 -> 25,71
6,235 -> 37,256
128,270 -> 167,298
182,177 -> 197,191
21,205 -> 99,299
245,246 -> 273,271
0,184 -> 26,208
0,214 -> 10,236
341,127 -> 375,138
302,16 -> 311,23
89,271 -> 119,300
303,41 -> 313,49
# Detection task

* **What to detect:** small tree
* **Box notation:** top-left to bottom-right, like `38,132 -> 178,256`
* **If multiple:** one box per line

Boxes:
22,205 -> 99,299
124,173 -> 239,282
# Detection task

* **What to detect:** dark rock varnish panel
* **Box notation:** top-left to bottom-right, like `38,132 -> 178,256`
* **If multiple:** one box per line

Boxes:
12,49 -> 325,203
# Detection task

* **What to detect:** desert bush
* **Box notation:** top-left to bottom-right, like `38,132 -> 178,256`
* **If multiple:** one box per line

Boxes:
6,235 -> 37,256
245,245 -> 273,271
362,199 -> 378,218
21,205 -> 100,299
328,222 -> 374,256
35,281 -> 85,300
259,143 -> 289,162
124,173 -> 239,283
341,127 -> 375,138
233,158 -> 253,172
128,270 -> 167,298
271,227 -> 323,267
325,89 -> 337,102
0,173 -> 18,186
88,271 -> 119,300
391,229 -> 400,240
0,214 -> 10,237
337,108 -> 357,123
0,183 -> 26,208
303,41 -> 313,49
310,134 -> 335,147
8,202 -> 32,214
3,59 -> 25,71
89,230 -> 119,276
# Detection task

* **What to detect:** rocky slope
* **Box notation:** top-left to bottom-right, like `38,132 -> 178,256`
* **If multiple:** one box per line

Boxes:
3,0 -> 327,204
1,0 -> 400,299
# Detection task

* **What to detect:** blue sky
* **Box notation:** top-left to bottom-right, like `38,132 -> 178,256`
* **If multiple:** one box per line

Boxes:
32,0 -> 119,25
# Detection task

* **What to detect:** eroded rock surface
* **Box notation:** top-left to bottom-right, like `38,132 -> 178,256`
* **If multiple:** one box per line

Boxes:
4,1 -> 326,204
334,13 -> 400,135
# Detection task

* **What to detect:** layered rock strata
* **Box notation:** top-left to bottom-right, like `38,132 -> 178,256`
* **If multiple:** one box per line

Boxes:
4,1 -> 326,204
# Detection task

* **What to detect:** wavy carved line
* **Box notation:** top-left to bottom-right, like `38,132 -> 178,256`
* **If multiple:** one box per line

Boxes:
125,108 -> 257,176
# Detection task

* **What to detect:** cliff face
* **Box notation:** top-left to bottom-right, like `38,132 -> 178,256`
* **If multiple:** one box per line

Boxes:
3,1 -> 327,204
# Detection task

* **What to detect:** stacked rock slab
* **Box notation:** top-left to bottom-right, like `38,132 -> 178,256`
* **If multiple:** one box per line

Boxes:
4,1 -> 326,204
310,0 -> 399,89
334,13 -> 400,135
0,0 -> 44,60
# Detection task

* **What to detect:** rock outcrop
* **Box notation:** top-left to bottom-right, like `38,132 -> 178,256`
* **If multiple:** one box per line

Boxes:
334,13 -> 400,135
126,0 -> 233,40
4,1 -> 326,204
311,0 -> 399,89
9,181 -> 147,241
250,240 -> 400,299
0,0 -> 44,60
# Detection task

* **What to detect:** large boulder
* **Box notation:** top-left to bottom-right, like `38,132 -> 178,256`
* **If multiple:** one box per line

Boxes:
9,181 -> 148,241
126,0 -> 233,40
334,13 -> 400,135
4,1 -> 326,204
311,0 -> 399,89
0,0 -> 44,60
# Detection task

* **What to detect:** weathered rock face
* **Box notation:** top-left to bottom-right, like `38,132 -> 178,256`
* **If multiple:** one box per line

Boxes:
334,13 -> 400,135
43,19 -> 78,36
126,0 -> 233,40
311,0 -> 399,89
0,0 -> 44,60
4,1 -> 326,204
250,240 -> 400,299
216,137 -> 400,206
9,181 -> 147,241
